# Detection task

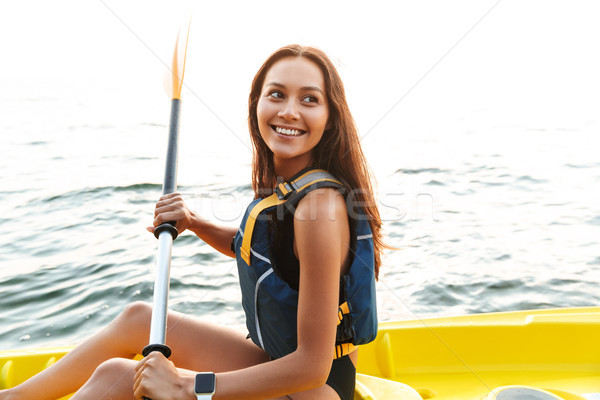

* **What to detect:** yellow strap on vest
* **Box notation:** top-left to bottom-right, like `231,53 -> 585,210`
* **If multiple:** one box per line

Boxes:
240,169 -> 342,265
334,342 -> 358,359
239,193 -> 285,265
334,301 -> 357,358
337,301 -> 350,326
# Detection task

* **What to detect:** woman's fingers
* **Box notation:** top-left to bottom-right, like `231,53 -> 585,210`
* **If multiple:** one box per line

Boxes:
133,358 -> 144,397
152,209 -> 189,233
153,208 -> 184,226
133,354 -> 158,399
153,193 -> 184,217
150,192 -> 192,233
133,353 -> 180,400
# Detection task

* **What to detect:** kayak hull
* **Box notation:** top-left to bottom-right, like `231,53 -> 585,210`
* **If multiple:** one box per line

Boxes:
1,307 -> 599,399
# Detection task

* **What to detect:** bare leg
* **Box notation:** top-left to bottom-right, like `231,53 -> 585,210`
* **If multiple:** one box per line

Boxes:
0,302 -> 148,400
0,302 -> 269,400
1,301 -> 338,399
71,358 -> 136,400
70,358 -> 137,400
70,359 -> 338,400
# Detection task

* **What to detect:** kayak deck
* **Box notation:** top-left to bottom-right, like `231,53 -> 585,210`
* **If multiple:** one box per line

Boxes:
1,307 -> 599,399
356,306 -> 600,399
0,346 -> 72,399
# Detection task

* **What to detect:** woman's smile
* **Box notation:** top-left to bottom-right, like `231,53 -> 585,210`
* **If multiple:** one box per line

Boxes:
272,125 -> 307,137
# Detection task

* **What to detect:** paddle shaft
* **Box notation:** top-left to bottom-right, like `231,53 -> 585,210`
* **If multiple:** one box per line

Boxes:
143,98 -> 181,359
160,98 -> 181,195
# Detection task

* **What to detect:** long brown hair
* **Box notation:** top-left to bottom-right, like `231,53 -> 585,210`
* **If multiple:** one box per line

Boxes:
248,44 -> 384,279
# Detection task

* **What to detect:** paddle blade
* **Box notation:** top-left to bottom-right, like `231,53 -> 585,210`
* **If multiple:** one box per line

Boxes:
164,18 -> 191,100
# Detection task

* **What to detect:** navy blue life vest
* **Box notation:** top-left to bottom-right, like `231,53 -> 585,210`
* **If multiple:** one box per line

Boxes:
234,169 -> 378,359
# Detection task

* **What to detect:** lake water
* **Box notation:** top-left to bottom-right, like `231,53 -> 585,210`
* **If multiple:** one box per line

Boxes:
1,0 -> 599,351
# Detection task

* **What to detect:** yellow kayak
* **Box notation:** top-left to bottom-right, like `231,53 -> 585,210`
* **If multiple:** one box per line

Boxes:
356,306 -> 600,400
1,307 -> 599,399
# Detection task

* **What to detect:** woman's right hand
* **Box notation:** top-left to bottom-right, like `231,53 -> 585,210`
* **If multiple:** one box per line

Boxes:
147,192 -> 237,258
147,192 -> 194,235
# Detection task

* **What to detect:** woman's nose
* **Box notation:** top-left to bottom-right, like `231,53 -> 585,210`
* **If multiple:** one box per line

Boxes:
277,100 -> 300,120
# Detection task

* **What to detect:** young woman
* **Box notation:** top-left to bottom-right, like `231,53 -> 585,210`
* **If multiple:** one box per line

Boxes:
0,44 -> 384,400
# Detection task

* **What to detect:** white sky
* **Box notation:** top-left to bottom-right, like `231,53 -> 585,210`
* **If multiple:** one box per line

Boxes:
1,0 -> 599,150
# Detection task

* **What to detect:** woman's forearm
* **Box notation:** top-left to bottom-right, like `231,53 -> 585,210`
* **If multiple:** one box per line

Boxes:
188,211 -> 237,258
175,350 -> 329,400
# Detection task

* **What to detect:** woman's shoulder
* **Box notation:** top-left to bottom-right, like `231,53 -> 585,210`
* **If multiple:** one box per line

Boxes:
294,187 -> 347,225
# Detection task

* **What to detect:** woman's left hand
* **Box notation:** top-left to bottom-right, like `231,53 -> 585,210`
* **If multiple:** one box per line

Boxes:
133,352 -> 192,400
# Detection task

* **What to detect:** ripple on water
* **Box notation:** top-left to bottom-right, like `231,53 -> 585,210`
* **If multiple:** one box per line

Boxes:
21,183 -> 163,209
401,274 -> 599,317
412,282 -> 484,308
396,167 -> 450,175
587,256 -> 600,265
587,215 -> 600,226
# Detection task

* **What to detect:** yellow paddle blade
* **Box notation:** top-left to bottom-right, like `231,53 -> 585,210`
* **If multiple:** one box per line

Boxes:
164,17 -> 191,100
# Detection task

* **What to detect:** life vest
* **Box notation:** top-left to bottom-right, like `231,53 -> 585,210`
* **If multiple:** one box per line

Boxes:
233,169 -> 378,360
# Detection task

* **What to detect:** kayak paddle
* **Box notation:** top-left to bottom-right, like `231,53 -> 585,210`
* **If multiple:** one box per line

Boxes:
142,19 -> 191,366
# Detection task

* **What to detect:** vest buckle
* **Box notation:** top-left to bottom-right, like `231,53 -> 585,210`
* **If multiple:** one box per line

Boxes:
275,181 -> 295,200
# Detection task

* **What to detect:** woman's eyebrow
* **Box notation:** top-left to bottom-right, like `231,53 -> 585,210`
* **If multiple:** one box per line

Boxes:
265,81 -> 324,94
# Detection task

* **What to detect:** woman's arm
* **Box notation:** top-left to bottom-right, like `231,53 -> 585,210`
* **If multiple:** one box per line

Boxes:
148,192 -> 237,258
136,188 -> 350,399
215,188 -> 349,398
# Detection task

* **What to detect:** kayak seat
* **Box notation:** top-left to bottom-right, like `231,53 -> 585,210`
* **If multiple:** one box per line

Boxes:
487,386 -> 566,400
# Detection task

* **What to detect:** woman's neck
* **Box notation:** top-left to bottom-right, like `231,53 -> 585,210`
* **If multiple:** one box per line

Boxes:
273,156 -> 313,182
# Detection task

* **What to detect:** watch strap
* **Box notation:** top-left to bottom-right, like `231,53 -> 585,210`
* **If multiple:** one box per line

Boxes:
196,396 -> 212,400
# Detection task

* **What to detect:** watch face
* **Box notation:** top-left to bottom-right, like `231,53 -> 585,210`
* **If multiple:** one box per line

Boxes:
195,373 -> 216,394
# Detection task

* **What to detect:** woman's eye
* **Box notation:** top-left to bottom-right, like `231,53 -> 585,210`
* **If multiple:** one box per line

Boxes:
302,95 -> 318,104
268,90 -> 284,99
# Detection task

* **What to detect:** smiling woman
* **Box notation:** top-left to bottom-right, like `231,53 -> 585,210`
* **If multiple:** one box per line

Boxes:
0,44 -> 382,400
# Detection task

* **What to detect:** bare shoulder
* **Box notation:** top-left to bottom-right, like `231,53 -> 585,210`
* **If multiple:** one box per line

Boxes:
293,188 -> 351,274
294,187 -> 347,225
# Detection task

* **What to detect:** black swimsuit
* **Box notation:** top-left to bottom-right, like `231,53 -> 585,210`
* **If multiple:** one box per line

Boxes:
326,355 -> 356,400
281,355 -> 355,400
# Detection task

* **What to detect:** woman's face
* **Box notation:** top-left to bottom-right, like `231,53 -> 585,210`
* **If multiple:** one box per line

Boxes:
256,56 -> 329,175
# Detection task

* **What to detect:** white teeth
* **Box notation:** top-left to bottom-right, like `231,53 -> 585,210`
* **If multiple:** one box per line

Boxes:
275,126 -> 303,136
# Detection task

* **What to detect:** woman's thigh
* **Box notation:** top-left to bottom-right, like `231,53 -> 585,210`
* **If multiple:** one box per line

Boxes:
116,301 -> 268,372
161,305 -> 269,372
287,384 -> 340,400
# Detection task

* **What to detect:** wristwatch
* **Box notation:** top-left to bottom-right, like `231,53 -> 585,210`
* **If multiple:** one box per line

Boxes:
194,372 -> 216,400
